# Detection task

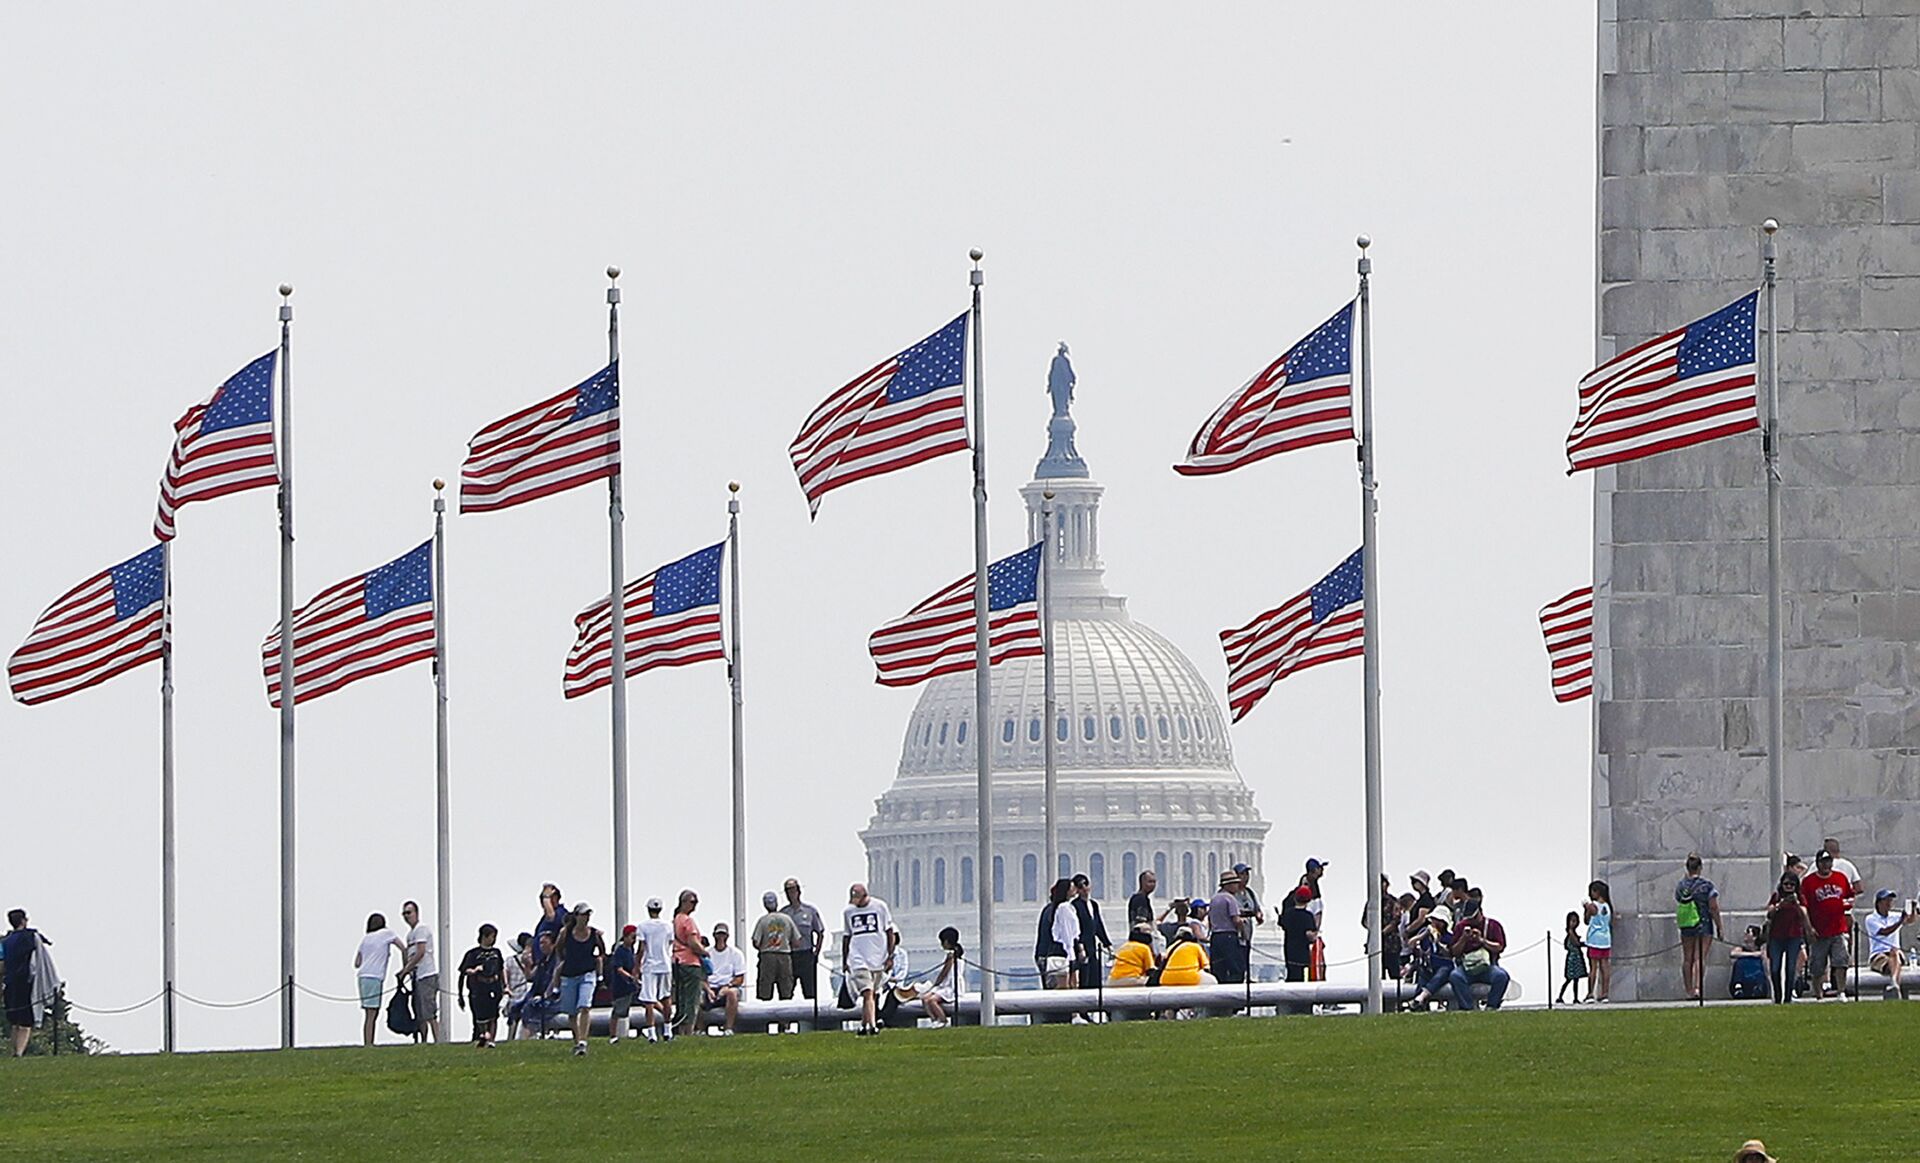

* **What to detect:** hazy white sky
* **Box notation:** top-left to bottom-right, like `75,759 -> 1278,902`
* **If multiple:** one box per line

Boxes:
1,4 -> 1597,1050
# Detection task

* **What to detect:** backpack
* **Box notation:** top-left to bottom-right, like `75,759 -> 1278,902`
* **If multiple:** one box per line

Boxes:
386,976 -> 419,1036
1676,882 -> 1702,930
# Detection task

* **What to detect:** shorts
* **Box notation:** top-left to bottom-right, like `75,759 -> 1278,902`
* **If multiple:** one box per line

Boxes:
638,970 -> 670,1004
1681,924 -> 1713,939
1870,951 -> 1900,976
469,989 -> 502,1023
1586,946 -> 1611,961
414,974 -> 440,1022
756,952 -> 795,1001
558,972 -> 597,1012
1808,933 -> 1850,977
357,976 -> 384,1009
849,966 -> 885,995
609,993 -> 633,1020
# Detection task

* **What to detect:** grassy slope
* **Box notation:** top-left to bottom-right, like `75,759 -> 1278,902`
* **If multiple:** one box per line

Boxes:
5,1006 -> 1918,1160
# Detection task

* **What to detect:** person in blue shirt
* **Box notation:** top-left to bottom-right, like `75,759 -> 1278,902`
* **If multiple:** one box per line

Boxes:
607,925 -> 638,1045
1405,907 -> 1457,1011
2,910 -> 46,1057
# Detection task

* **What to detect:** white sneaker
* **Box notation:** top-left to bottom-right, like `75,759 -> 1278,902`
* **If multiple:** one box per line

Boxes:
573,1041 -> 588,1056
766,1026 -> 780,1036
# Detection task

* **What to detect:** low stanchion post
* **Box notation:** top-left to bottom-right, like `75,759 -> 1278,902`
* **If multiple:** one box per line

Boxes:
52,988 -> 62,1055
1546,930 -> 1553,1010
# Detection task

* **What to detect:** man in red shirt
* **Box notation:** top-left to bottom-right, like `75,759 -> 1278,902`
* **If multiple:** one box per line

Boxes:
1801,849 -> 1855,1000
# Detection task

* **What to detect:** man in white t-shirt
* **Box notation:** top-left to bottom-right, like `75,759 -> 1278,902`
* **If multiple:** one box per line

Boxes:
1822,838 -> 1862,889
400,900 -> 441,1044
635,897 -> 674,1043
702,924 -> 748,1035
1863,889 -> 1913,999
841,883 -> 897,1037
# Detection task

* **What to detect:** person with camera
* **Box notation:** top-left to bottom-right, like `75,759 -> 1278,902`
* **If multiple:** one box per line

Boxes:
1763,872 -> 1809,1003
1862,889 -> 1914,1000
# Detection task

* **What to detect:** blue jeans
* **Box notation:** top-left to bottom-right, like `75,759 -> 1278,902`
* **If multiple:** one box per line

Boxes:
1417,966 -> 1453,1001
1448,964 -> 1510,1010
1767,937 -> 1803,1003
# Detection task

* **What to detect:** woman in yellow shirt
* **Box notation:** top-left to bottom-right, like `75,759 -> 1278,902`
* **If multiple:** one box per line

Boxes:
1109,926 -> 1159,985
1159,931 -> 1213,987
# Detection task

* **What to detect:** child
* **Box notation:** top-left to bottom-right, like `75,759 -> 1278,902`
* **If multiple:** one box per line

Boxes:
1558,911 -> 1587,1004
908,926 -> 961,1028
1583,880 -> 1613,1003
456,924 -> 505,1047
1729,924 -> 1769,1000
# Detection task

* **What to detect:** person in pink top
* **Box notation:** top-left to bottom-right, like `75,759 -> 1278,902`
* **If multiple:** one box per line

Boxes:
670,889 -> 710,1036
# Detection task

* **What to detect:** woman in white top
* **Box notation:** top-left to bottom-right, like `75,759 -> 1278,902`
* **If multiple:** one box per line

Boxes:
354,913 -> 407,1046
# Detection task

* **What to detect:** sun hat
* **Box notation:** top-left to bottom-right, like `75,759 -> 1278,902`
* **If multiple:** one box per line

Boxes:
1429,906 -> 1453,927
1412,869 -> 1432,885
1734,1140 -> 1775,1163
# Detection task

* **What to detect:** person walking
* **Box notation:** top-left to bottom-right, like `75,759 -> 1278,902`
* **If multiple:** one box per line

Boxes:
1802,849 -> 1856,1000
399,901 -> 442,1044
353,913 -> 406,1047
1764,872 -> 1809,1004
781,878 -> 826,1006
456,924 -> 505,1047
751,891 -> 799,1011
1674,854 -> 1722,1001
842,882 -> 897,1036
606,925 -> 639,1044
2,911 -> 50,1058
636,898 -> 674,1042
1583,881 -> 1614,1003
554,903 -> 607,1056
670,890 -> 709,1038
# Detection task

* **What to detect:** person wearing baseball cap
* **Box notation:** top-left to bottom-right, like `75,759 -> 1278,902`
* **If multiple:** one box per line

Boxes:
1300,857 -> 1327,926
1863,888 -> 1914,999
1802,849 -> 1856,1000
752,890 -> 800,1016
635,898 -> 674,1042
606,922 -> 639,1045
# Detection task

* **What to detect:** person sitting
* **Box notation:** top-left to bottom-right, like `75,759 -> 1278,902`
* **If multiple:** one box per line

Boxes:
1405,908 -> 1457,1011
701,924 -> 747,1035
1728,925 -> 1769,1000
1863,890 -> 1914,999
897,927 -> 960,1028
1109,925 -> 1159,987
1158,929 -> 1213,987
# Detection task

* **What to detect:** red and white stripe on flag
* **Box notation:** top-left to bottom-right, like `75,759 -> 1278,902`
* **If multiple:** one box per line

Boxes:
460,363 -> 620,514
262,541 -> 436,707
1176,300 -> 1354,476
154,351 -> 281,541
1539,586 -> 1594,703
8,546 -> 166,705
1219,550 -> 1365,723
868,544 -> 1044,688
1565,292 -> 1759,472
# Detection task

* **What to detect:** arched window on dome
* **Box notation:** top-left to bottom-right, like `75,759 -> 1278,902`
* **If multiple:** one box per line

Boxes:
1058,853 -> 1071,881
1021,854 -> 1038,902
992,856 -> 1004,903
1028,718 -> 1041,743
1181,852 -> 1195,897
956,720 -> 968,745
1089,852 -> 1105,900
911,859 -> 922,907
1109,715 -> 1123,741
1153,850 -> 1168,889
1056,717 -> 1068,742
1134,715 -> 1147,741
1082,715 -> 1096,741
1207,852 -> 1218,890
1122,851 -> 1138,894
934,857 -> 947,905
1177,715 -> 1189,740
1002,719 -> 1015,744
1158,715 -> 1170,741
961,856 -> 974,903
938,722 -> 948,746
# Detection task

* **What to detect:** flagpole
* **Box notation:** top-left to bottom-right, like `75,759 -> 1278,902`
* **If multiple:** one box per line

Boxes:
276,282 -> 297,1049
160,541 -> 177,1054
1355,237 -> 1385,1017
607,266 -> 631,933
968,247 -> 996,1027
1041,489 -> 1058,884
432,480 -> 452,1009
1762,219 -> 1784,869
728,481 -> 748,940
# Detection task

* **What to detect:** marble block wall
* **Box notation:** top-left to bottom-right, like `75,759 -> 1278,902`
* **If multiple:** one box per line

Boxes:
1596,0 -> 1920,999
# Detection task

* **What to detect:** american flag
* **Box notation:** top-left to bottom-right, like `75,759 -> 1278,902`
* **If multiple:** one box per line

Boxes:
869,543 -> 1044,688
564,542 -> 726,699
1539,586 -> 1594,703
790,313 -> 969,517
461,362 -> 620,514
1220,549 -> 1365,722
1566,292 -> 1758,472
8,546 -> 167,705
262,541 -> 435,707
154,351 -> 280,541
1176,301 -> 1354,476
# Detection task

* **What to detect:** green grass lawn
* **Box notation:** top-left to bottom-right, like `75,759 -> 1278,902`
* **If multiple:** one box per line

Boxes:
3,1006 -> 1915,1160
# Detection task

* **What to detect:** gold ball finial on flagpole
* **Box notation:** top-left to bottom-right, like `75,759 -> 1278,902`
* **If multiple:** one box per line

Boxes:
433,478 -> 446,492
1356,235 -> 1372,250
728,480 -> 740,494
969,248 -> 983,262
279,283 -> 293,297
607,266 -> 621,280
1762,219 -> 1779,235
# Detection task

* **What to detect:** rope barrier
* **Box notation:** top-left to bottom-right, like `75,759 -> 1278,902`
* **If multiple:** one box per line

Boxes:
66,991 -> 164,1016
177,987 -> 283,1010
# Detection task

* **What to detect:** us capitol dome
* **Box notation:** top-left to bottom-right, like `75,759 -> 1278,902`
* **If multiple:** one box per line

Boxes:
860,346 -> 1276,983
